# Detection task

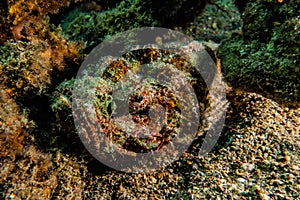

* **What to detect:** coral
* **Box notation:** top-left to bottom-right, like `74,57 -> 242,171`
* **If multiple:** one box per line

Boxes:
217,0 -> 300,106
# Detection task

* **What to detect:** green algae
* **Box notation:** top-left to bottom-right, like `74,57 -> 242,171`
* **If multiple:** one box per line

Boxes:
61,0 -> 158,49
218,0 -> 300,106
60,0 -> 210,50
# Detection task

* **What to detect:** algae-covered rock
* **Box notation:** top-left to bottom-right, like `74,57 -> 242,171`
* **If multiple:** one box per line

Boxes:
7,0 -> 73,40
143,0 -> 211,28
61,0 -> 157,49
2,0 -> 299,198
0,85 -> 34,160
61,0 -> 211,49
218,0 -> 300,106
0,22 -> 81,99
0,1 -> 11,44
0,41 -> 52,98
179,0 -> 242,43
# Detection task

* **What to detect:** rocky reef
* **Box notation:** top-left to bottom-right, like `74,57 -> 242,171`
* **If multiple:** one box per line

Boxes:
217,0 -> 300,107
61,0 -> 211,50
0,0 -> 299,199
